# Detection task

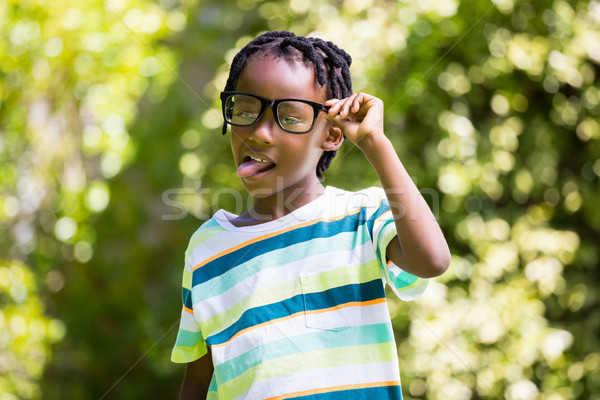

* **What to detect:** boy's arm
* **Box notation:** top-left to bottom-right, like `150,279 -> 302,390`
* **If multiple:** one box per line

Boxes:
359,132 -> 450,278
180,348 -> 214,400
325,93 -> 451,278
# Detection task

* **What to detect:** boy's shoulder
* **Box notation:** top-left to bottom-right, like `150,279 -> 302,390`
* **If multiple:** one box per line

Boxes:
326,185 -> 388,208
328,185 -> 386,197
183,212 -> 228,260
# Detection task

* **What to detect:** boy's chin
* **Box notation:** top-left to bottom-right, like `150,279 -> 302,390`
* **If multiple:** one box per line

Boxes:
240,174 -> 286,199
244,185 -> 279,199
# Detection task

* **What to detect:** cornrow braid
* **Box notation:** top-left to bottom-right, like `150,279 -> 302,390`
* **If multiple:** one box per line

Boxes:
222,31 -> 352,180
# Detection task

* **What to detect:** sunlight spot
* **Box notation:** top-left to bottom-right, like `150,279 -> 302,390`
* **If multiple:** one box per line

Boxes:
85,182 -> 110,212
491,94 -> 510,116
100,152 -> 123,178
54,217 -> 77,242
167,10 -> 187,31
74,241 -> 93,263
44,37 -> 63,57
179,153 -> 204,177
505,379 -> 538,400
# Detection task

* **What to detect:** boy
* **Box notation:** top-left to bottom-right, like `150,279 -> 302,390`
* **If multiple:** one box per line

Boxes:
172,31 -> 450,399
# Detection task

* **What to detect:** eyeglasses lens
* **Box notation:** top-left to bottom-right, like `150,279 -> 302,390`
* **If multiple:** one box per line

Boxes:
225,94 -> 315,133
226,95 -> 260,126
277,101 -> 314,133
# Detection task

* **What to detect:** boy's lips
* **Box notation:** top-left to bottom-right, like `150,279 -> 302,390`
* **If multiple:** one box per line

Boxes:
236,154 -> 276,178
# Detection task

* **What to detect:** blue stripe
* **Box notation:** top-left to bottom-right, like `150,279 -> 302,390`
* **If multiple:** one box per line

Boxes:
390,269 -> 419,288
192,230 -> 372,302
193,210 -> 372,286
215,323 -> 394,383
291,384 -> 402,400
208,377 -> 217,390
376,220 -> 395,266
366,198 -> 390,239
303,278 -> 385,313
203,218 -> 221,228
206,279 -> 385,346
182,288 -> 192,309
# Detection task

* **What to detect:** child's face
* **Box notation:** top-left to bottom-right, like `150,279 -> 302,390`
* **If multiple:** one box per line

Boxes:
230,56 -> 334,199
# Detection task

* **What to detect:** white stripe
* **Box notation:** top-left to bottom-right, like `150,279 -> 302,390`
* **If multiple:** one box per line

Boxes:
187,231 -> 257,268
186,187 -> 388,269
388,275 -> 428,301
235,361 -> 401,400
210,302 -> 391,364
193,241 -> 375,320
179,311 -> 201,332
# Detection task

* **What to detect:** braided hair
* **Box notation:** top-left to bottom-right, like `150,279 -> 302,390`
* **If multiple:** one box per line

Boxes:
222,31 -> 353,180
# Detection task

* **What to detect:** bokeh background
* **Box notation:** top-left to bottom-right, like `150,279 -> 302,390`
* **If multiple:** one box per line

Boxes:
2,0 -> 600,398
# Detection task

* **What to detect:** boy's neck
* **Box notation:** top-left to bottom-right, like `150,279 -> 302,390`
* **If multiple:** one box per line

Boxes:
230,182 -> 326,227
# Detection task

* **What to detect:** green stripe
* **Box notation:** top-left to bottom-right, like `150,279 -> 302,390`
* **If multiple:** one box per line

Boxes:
174,328 -> 205,348
171,345 -> 206,363
376,220 -> 428,297
182,269 -> 192,290
206,390 -> 218,400
376,220 -> 396,268
216,323 -> 393,383
199,260 -> 380,337
218,341 -> 397,398
390,271 -> 419,291
191,230 -> 372,300
171,329 -> 207,363
185,225 -> 225,259
299,260 -> 380,294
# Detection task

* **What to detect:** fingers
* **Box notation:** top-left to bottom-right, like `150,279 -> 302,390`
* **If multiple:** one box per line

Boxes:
325,92 -> 376,120
326,93 -> 357,120
351,93 -> 364,114
324,93 -> 384,143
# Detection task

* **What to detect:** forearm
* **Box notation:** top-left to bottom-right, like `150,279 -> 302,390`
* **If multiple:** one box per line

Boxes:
357,134 -> 450,278
180,382 -> 209,400
180,351 -> 214,400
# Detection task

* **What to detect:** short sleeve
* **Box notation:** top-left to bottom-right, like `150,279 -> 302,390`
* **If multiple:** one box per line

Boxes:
365,187 -> 428,301
171,257 -> 207,363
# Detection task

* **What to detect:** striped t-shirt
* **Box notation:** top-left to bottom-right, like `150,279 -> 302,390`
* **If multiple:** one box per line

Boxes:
171,186 -> 428,399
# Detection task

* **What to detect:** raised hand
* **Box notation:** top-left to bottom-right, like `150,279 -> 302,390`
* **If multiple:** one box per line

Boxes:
324,92 -> 385,146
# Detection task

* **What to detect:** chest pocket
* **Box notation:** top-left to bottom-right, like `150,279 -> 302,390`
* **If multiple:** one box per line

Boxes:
299,264 -> 381,331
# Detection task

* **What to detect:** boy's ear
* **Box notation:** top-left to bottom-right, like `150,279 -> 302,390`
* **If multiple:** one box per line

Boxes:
321,125 -> 344,151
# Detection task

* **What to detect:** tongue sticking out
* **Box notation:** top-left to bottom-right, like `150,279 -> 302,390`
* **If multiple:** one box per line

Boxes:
236,159 -> 275,178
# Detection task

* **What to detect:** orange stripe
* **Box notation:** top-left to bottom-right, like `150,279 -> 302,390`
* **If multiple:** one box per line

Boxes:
211,310 -> 305,349
265,381 -> 401,400
211,297 -> 386,349
183,305 -> 194,315
192,207 -> 364,272
304,298 -> 386,317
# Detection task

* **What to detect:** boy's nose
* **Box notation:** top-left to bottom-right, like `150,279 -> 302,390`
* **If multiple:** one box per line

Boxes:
248,108 -> 276,143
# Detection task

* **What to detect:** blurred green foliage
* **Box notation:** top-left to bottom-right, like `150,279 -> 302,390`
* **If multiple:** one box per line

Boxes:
1,0 -> 599,399
0,260 -> 64,399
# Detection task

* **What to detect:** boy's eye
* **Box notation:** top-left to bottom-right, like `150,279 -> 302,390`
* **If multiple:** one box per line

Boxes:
280,116 -> 303,125
231,109 -> 258,123
279,114 -> 312,131
234,110 -> 257,118
278,101 -> 313,128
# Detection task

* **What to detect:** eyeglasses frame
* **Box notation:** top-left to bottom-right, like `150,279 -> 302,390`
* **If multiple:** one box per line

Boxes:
220,91 -> 330,134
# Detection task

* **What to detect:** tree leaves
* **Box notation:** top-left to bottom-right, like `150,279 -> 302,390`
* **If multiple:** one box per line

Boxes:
1,0 -> 598,398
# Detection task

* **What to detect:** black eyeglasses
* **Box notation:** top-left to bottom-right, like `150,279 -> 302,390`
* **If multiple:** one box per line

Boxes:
220,91 -> 330,134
